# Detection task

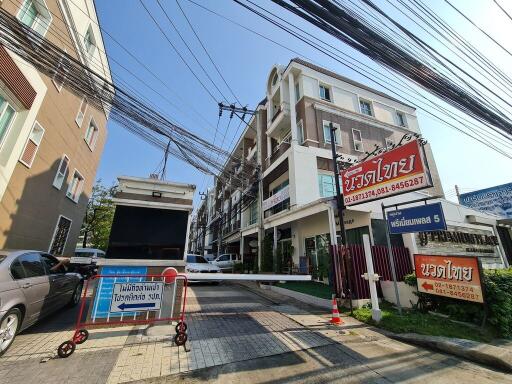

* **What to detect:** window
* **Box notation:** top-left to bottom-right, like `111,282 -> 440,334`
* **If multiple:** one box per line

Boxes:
322,120 -> 341,144
396,111 -> 407,127
10,259 -> 26,280
248,200 -> 258,225
75,97 -> 87,127
318,174 -> 336,197
218,255 -> 229,261
271,73 -> 278,86
84,25 -> 96,56
385,138 -> 394,150
84,118 -> 99,150
53,52 -> 70,91
19,121 -> 44,167
352,129 -> 364,152
0,95 -> 16,147
49,216 -> 72,255
41,254 -> 64,274
295,82 -> 300,103
319,84 -> 331,101
297,120 -> 304,144
66,170 -> 84,202
18,253 -> 45,277
359,99 -> 373,116
17,0 -> 52,36
53,154 -> 69,189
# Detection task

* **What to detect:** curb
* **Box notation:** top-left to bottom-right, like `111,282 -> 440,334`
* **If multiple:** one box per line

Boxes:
390,333 -> 512,373
267,285 -> 332,309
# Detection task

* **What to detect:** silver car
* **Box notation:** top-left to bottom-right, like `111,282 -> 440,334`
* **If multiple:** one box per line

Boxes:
0,250 -> 83,356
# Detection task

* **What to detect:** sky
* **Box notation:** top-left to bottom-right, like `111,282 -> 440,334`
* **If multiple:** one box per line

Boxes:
93,0 -> 512,207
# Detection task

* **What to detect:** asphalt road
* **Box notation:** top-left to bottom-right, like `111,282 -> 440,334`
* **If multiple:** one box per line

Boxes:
0,282 -> 510,384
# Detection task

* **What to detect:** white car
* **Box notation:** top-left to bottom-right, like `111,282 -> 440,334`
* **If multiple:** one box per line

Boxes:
185,255 -> 222,282
210,253 -> 241,271
73,248 -> 106,264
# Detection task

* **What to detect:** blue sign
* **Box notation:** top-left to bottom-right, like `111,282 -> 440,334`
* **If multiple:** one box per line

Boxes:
91,266 -> 148,320
387,202 -> 446,234
459,183 -> 512,219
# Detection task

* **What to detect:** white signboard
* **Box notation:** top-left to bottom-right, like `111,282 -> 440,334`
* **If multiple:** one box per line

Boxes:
70,256 -> 93,264
109,282 -> 164,313
263,185 -> 290,211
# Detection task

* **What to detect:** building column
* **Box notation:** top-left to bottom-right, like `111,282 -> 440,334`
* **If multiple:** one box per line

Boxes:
240,234 -> 245,267
273,226 -> 278,272
288,72 -> 298,145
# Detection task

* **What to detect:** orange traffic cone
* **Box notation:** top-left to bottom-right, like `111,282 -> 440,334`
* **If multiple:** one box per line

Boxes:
330,296 -> 344,325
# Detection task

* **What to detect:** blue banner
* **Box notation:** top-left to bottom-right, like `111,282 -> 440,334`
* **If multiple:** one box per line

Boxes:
459,183 -> 512,219
387,202 -> 446,234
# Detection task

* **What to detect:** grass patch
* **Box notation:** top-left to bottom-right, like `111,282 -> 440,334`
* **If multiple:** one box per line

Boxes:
275,281 -> 333,300
352,302 -> 496,342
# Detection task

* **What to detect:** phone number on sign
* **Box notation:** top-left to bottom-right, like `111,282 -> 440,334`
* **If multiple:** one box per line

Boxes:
344,175 -> 425,204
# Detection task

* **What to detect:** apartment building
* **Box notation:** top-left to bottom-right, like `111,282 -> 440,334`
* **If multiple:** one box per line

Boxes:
191,58 -> 449,268
0,0 -> 111,255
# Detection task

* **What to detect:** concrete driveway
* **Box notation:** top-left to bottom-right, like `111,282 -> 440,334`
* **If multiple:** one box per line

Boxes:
0,282 -> 510,384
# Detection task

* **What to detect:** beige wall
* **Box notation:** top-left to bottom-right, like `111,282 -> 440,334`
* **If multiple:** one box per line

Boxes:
0,0 -> 108,255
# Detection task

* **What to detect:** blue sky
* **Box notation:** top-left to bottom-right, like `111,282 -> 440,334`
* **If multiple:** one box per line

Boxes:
94,0 -> 512,206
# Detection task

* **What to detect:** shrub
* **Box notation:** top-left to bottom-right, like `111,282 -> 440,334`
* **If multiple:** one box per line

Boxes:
405,268 -> 512,338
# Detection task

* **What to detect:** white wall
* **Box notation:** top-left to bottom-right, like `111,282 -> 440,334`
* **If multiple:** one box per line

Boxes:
289,146 -> 320,206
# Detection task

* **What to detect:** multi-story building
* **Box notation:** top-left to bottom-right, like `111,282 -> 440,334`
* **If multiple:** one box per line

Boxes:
0,0 -> 111,255
190,58 -> 510,271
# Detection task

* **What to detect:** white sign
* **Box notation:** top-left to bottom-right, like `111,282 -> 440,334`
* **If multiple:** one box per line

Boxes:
263,185 -> 290,211
109,282 -> 164,313
70,256 -> 93,264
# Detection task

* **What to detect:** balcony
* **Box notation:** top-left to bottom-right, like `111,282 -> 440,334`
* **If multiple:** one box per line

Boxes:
267,102 -> 290,138
246,145 -> 257,162
266,140 -> 290,168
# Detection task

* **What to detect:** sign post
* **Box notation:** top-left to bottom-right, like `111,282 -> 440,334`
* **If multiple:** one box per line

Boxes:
382,203 -> 403,314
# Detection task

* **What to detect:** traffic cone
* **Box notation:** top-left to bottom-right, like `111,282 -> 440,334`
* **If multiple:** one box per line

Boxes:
330,296 -> 344,325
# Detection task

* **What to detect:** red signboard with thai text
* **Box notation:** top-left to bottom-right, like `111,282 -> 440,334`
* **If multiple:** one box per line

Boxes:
340,140 -> 431,206
414,254 -> 484,303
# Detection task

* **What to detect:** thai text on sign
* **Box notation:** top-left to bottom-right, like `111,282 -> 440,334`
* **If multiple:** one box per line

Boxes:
340,140 -> 431,206
414,254 -> 483,303
109,282 -> 164,313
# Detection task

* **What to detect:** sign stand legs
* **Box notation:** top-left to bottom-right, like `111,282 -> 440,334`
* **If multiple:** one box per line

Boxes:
362,234 -> 382,322
382,203 -> 403,315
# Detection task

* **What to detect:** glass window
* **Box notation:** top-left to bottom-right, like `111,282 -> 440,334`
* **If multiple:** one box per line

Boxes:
18,253 -> 45,278
0,95 -> 16,146
297,120 -> 304,144
41,254 -> 63,274
19,0 -> 38,28
84,26 -> 96,55
319,85 -> 331,101
53,155 -> 69,189
396,111 -> 407,127
352,129 -> 364,152
318,174 -> 336,197
66,170 -> 84,202
10,259 -> 26,280
322,121 -> 341,144
249,200 -> 258,225
359,99 -> 373,116
187,255 -> 208,263
75,97 -> 87,127
218,255 -> 229,261
85,120 -> 98,150
295,82 -> 300,103
19,122 -> 44,167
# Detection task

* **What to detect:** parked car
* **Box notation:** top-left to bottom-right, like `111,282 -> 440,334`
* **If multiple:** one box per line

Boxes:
74,248 -> 106,264
210,253 -> 241,271
203,254 -> 217,262
185,254 -> 221,282
0,250 -> 83,356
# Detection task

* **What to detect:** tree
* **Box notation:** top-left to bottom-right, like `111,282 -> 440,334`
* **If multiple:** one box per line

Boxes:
80,180 -> 116,250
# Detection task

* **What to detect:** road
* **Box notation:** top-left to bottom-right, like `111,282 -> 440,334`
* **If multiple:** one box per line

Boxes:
0,282 -> 510,384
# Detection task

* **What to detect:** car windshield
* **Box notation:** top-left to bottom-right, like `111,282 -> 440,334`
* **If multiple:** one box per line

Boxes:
75,251 -> 95,257
187,255 -> 209,263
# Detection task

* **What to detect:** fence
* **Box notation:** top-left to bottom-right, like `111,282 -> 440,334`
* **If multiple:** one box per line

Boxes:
333,244 -> 413,300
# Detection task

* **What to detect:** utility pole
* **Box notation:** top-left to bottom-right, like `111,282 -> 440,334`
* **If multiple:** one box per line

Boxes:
256,109 -> 264,271
330,122 -> 353,314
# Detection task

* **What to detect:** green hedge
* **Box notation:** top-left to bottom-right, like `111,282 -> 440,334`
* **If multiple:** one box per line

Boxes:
404,268 -> 512,338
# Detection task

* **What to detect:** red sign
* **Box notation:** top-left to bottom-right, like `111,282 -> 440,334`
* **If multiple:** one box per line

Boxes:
414,254 -> 484,303
340,140 -> 431,206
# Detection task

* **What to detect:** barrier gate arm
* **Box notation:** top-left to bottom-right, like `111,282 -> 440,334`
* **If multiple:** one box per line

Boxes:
186,273 -> 312,281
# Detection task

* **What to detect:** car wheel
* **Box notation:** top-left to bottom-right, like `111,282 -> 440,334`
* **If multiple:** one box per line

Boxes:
0,308 -> 22,357
68,282 -> 83,307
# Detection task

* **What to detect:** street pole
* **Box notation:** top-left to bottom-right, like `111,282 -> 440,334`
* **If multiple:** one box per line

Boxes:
330,122 -> 353,314
381,203 -> 402,315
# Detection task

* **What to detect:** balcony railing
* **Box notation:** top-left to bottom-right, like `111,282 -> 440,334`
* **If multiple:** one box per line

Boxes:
266,141 -> 290,167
